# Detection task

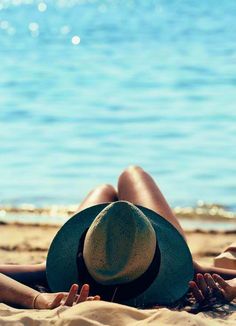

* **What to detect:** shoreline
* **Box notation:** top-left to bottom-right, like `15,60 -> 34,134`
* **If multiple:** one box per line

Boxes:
1,202 -> 236,234
1,201 -> 235,216
1,202 -> 235,222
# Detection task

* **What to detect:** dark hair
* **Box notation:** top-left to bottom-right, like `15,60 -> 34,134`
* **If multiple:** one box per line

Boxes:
149,289 -> 232,315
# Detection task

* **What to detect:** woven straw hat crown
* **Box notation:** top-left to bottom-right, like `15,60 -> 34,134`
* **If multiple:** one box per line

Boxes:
83,201 -> 157,285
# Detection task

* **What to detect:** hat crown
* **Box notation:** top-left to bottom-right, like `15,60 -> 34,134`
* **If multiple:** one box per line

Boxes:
83,201 -> 157,284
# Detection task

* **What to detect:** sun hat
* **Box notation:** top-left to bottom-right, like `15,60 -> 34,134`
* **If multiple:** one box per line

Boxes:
46,201 -> 193,307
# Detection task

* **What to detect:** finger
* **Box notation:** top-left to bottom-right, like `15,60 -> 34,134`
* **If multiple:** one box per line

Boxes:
204,273 -> 219,290
49,293 -> 65,309
189,281 -> 204,302
64,284 -> 79,306
213,274 -> 229,290
83,295 -> 100,301
86,296 -> 95,301
76,284 -> 90,303
196,274 -> 208,295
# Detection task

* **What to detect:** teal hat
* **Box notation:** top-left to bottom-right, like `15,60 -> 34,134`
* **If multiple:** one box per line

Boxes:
46,201 -> 193,307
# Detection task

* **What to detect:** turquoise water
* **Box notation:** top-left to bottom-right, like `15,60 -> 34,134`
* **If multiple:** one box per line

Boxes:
0,0 -> 236,212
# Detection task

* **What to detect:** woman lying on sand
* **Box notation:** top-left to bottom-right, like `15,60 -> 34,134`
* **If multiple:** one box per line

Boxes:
0,166 -> 236,308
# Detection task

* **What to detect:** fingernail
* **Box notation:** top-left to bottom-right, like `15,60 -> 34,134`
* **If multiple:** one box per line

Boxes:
83,284 -> 89,290
72,284 -> 78,292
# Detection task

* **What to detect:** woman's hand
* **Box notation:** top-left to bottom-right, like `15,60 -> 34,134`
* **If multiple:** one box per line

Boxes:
189,273 -> 236,303
33,284 -> 100,309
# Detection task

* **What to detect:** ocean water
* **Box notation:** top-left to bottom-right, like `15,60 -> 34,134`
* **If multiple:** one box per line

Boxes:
0,0 -> 236,219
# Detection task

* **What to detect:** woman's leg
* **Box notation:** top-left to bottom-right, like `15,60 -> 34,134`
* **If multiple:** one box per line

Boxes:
76,184 -> 118,213
118,166 -> 185,239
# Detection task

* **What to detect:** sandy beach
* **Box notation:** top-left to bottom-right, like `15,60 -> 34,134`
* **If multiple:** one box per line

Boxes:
0,222 -> 236,325
1,221 -> 235,266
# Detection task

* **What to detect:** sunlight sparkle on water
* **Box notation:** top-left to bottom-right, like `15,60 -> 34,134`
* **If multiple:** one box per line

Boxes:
38,2 -> 47,12
29,22 -> 39,32
71,35 -> 80,45
28,22 -> 39,37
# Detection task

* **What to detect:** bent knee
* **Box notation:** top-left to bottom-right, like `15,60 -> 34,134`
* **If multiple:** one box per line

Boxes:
94,184 -> 116,196
120,165 -> 143,177
118,165 -> 144,183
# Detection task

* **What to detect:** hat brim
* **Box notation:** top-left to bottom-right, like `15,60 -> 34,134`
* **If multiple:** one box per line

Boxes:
46,203 -> 193,306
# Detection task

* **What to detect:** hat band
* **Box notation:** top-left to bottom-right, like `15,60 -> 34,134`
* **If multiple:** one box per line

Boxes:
76,229 -> 161,303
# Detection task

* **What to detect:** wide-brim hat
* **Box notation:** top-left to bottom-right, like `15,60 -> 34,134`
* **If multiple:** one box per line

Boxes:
46,201 -> 193,307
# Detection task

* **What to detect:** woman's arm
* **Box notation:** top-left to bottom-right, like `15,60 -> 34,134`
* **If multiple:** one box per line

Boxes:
0,272 -> 39,308
0,273 -> 100,309
194,261 -> 236,280
0,262 -> 47,286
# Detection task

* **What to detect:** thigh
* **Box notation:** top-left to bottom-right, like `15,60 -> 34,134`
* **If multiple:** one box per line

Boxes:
77,184 -> 118,213
118,166 -> 185,239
